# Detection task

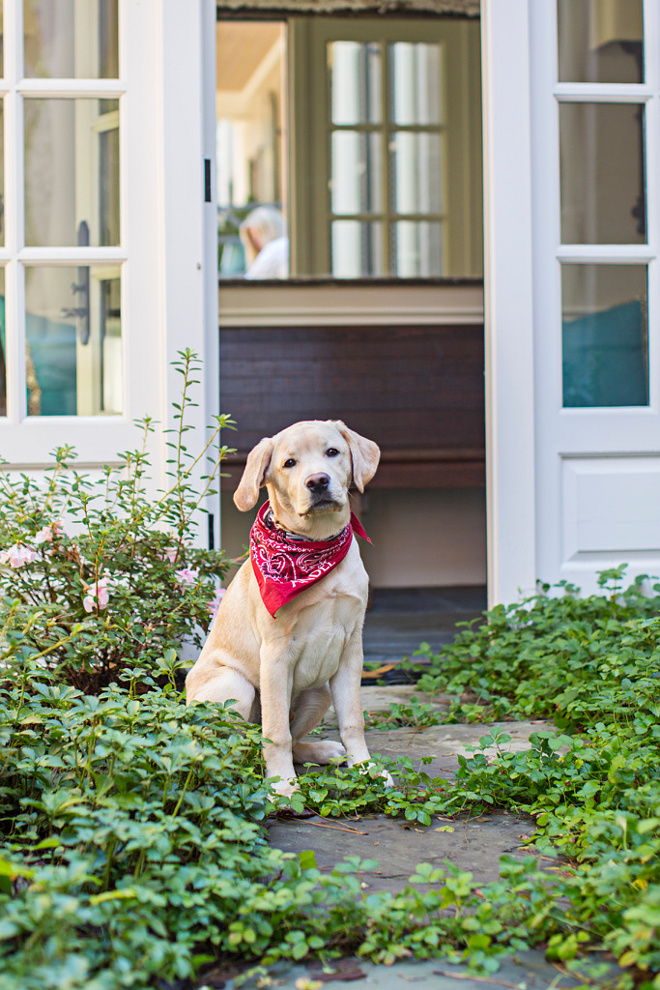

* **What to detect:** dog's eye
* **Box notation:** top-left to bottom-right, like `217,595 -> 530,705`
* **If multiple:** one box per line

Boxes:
283,458 -> 296,468
326,448 -> 340,458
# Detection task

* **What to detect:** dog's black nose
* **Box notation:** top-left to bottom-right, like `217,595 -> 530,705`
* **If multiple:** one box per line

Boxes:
306,473 -> 330,493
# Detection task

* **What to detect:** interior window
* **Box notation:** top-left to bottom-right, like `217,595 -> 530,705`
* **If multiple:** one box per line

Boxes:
216,16 -> 482,281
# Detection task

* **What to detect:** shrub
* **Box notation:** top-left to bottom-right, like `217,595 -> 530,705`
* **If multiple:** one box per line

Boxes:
0,350 -> 233,693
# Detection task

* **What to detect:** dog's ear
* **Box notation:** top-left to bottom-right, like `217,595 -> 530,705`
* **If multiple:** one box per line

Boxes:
334,422 -> 380,493
234,437 -> 273,511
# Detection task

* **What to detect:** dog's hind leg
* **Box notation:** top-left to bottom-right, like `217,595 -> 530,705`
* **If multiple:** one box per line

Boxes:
291,686 -> 346,766
186,665 -> 257,721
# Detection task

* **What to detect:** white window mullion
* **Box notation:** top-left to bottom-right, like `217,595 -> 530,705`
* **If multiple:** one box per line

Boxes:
3,0 -> 23,84
557,245 -> 655,262
3,261 -> 26,424
18,248 -> 127,263
554,83 -> 652,102
17,80 -> 126,98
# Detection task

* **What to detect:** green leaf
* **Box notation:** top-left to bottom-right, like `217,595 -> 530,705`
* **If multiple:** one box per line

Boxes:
0,858 -> 35,880
298,849 -> 318,871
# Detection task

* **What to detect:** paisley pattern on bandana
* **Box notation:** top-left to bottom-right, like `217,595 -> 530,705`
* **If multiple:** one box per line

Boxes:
250,501 -> 370,618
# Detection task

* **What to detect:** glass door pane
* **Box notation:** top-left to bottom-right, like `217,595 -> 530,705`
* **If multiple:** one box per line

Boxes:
557,0 -> 643,83
25,266 -> 122,416
331,130 -> 382,214
331,221 -> 383,278
24,0 -> 119,79
388,42 -> 442,125
389,131 -> 442,214
0,268 -> 5,416
559,102 -> 646,244
562,263 -> 648,407
0,101 -> 4,246
24,98 -> 120,247
391,220 -> 442,277
329,40 -> 381,124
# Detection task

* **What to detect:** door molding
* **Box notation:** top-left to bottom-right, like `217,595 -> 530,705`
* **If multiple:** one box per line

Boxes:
481,0 -> 537,606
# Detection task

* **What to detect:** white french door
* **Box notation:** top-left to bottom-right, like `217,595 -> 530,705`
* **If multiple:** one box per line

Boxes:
0,0 -> 218,538
482,0 -> 659,602
532,0 -> 660,594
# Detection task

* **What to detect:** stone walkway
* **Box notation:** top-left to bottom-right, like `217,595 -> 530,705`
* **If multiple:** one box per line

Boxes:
268,685 -> 549,895
225,952 -> 581,990
222,687 -> 580,990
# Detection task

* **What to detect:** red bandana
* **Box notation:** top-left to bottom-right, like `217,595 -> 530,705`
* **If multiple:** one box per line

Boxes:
250,501 -> 371,618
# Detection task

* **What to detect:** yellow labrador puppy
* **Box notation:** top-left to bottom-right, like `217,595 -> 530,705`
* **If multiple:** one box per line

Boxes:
186,420 -> 389,797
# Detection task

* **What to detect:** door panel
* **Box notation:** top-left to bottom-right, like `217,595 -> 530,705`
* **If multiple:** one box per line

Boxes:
562,457 -> 660,560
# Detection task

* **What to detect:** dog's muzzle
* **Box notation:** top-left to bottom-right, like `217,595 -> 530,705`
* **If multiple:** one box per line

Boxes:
302,473 -> 340,513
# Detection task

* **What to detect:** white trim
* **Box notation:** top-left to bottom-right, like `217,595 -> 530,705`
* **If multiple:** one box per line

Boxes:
219,306 -> 484,327
481,0 -> 537,605
218,284 -> 484,327
156,0 -> 218,546
3,0 -> 25,425
202,0 -> 221,549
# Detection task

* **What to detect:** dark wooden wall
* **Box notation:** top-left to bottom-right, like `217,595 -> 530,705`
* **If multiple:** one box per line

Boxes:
219,323 -> 485,490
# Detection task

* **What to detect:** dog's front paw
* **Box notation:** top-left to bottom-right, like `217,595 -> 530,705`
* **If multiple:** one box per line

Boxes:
269,776 -> 300,799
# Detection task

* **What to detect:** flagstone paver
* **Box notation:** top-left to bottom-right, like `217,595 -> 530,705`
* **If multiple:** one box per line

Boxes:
223,951 -> 582,990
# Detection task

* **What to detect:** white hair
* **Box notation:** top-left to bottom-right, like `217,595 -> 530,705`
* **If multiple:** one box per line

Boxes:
240,206 -> 285,245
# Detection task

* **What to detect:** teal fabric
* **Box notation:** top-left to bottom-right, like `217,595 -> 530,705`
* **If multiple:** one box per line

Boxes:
562,299 -> 648,407
0,296 -> 77,416
26,311 -> 77,415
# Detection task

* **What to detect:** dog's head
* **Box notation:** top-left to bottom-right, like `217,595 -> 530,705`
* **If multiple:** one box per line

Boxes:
234,420 -> 380,538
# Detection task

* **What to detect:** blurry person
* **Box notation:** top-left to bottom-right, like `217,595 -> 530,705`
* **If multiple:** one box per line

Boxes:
240,206 -> 289,279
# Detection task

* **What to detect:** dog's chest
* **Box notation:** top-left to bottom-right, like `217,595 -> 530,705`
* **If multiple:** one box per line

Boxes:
287,595 -> 362,691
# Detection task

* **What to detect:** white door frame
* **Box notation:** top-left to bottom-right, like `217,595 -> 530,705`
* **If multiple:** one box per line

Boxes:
481,0 -> 537,605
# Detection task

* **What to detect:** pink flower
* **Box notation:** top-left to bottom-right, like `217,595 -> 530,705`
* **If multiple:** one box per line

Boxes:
208,588 -> 226,619
35,522 -> 64,544
175,567 -> 199,588
0,544 -> 39,568
83,577 -> 112,613
158,546 -> 178,564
